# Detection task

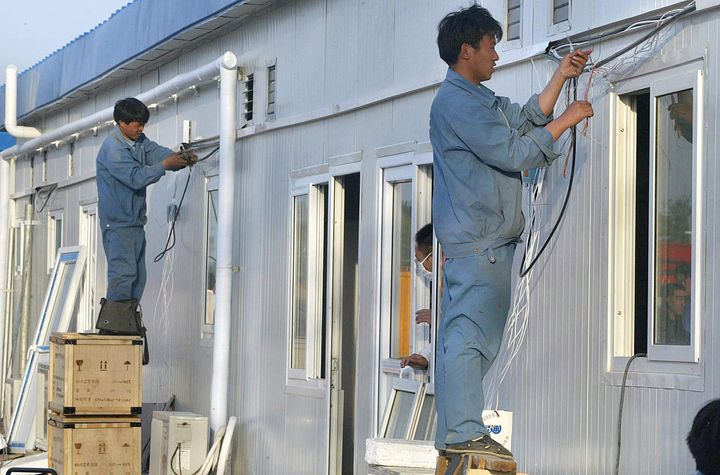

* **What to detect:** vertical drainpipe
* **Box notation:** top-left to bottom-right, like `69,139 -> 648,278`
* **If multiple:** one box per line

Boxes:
2,64 -> 41,383
0,158 -> 9,379
211,52 -> 238,433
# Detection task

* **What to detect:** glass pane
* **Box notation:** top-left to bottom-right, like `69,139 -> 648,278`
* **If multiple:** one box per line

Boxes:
507,23 -> 520,41
413,394 -> 436,441
49,261 -> 76,336
653,89 -> 693,346
55,219 -> 62,251
553,4 -> 570,24
508,6 -> 520,24
291,195 -> 309,369
205,190 -> 218,326
390,182 -> 412,359
508,0 -> 520,8
385,389 -> 415,439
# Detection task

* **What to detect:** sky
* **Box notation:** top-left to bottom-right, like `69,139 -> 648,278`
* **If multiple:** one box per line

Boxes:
0,0 -> 132,76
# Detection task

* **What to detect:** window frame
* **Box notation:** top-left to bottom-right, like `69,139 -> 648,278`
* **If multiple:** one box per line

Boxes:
375,146 -> 436,434
47,209 -> 63,274
505,0 -> 522,46
379,378 -> 425,439
379,164 -> 416,377
202,176 -> 219,335
7,246 -> 86,450
608,63 -> 704,388
549,0 -> 571,35
78,203 -> 99,333
287,173 -> 331,388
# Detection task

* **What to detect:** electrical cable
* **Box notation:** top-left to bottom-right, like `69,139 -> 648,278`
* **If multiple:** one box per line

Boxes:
594,2 -> 695,69
153,147 -> 219,263
518,77 -> 578,278
546,2 -> 695,62
615,353 -> 646,475
33,183 -> 58,213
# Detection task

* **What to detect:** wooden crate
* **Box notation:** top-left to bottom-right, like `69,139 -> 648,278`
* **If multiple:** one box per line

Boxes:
435,455 -> 525,475
48,414 -> 141,475
49,333 -> 142,416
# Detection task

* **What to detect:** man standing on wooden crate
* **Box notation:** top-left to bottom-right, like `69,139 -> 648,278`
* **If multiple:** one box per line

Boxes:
95,98 -> 196,358
429,5 -> 593,471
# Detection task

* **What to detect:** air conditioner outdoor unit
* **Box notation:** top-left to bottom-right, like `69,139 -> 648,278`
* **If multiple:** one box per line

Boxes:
150,411 -> 208,475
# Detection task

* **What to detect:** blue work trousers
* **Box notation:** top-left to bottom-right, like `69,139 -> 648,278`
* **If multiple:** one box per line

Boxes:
434,243 -> 515,450
102,226 -> 147,301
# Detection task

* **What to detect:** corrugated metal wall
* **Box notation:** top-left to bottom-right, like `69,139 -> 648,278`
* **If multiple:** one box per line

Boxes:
7,1 -> 719,474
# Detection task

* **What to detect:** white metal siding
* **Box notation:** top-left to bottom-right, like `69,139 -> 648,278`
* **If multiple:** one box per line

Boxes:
7,1 -> 720,474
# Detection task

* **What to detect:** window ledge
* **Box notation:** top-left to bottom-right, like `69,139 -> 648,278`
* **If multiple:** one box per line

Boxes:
604,358 -> 704,392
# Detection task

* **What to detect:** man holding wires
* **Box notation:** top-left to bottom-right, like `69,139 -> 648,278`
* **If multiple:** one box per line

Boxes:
429,5 -> 593,471
96,98 -> 196,306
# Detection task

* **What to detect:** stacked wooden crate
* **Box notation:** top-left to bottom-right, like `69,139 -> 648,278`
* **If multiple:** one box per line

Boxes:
47,333 -> 143,475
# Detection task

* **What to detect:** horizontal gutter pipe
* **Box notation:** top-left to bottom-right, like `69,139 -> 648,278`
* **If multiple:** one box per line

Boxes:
1,54 -> 234,161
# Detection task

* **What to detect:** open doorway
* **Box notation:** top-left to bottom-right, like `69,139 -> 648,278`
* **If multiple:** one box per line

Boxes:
328,173 -> 360,474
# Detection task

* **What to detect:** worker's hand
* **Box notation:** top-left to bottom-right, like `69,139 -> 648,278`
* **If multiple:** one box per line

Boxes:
182,151 -> 198,166
415,309 -> 432,325
400,354 -> 429,370
162,153 -> 191,171
559,100 -> 594,127
557,48 -> 592,80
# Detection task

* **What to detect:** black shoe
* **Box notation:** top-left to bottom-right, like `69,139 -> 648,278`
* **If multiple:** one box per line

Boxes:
445,434 -> 514,460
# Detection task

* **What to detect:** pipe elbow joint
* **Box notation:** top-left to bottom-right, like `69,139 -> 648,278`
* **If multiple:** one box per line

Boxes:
218,52 -> 238,71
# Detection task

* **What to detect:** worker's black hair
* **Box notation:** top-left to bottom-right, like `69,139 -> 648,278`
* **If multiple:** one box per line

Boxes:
415,223 -> 433,253
113,98 -> 150,125
687,399 -> 720,474
436,4 -> 503,67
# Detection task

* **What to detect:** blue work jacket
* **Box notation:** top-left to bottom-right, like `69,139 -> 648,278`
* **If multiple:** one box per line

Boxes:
96,126 -> 173,229
430,68 -> 560,257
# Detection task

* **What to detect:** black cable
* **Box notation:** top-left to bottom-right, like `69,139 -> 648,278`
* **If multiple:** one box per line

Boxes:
615,353 -> 646,475
153,147 -> 219,263
33,183 -> 58,213
171,443 -> 183,475
519,77 -> 578,278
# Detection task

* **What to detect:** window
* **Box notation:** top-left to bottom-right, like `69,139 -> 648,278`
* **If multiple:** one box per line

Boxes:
288,178 -> 329,382
377,152 -> 435,431
42,150 -> 48,183
506,0 -> 521,42
389,181 -> 413,360
380,379 -> 423,439
78,205 -> 99,332
611,65 -> 703,370
553,0 -> 569,24
203,178 -> 219,331
242,73 -> 254,123
47,211 -> 63,273
412,387 -> 436,441
267,65 -> 276,120
68,142 -> 75,177
7,247 -> 86,450
379,380 -> 435,441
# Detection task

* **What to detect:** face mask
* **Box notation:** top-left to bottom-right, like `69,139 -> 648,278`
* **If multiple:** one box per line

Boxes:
415,252 -> 433,285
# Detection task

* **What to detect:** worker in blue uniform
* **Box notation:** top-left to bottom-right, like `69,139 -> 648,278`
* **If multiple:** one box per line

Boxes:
97,98 -> 195,304
430,5 -> 593,468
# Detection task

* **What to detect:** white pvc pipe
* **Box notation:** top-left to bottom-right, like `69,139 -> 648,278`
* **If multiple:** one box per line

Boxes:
210,52 -> 238,433
4,66 -> 41,139
1,55 -> 231,161
0,159 -> 9,380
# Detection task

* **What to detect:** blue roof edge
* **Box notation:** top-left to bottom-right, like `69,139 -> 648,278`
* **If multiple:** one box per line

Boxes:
0,0 -> 245,127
